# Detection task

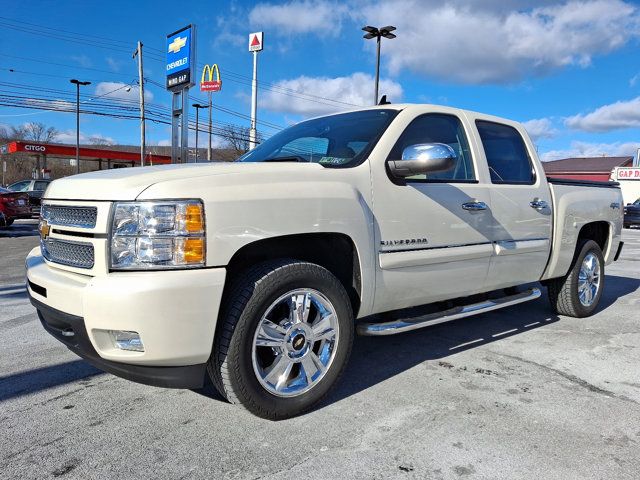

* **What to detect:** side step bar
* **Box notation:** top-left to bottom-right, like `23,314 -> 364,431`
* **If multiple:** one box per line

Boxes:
357,287 -> 542,336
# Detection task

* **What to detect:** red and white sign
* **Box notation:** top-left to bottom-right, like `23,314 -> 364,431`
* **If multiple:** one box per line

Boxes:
249,32 -> 263,52
616,168 -> 640,180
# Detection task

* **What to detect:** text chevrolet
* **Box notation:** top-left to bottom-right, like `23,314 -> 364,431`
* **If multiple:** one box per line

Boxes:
27,105 -> 624,419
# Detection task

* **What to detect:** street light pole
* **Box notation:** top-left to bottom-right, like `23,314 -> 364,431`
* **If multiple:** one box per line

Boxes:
362,26 -> 396,105
192,103 -> 206,162
69,79 -> 91,174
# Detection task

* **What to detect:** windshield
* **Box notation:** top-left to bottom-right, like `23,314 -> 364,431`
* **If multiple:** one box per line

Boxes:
635,198 -> 640,205
238,109 -> 399,167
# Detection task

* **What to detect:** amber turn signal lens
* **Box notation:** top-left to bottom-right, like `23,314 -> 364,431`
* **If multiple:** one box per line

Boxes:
185,204 -> 204,233
183,238 -> 205,264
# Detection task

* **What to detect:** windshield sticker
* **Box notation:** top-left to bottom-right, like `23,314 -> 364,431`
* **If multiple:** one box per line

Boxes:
319,156 -> 351,165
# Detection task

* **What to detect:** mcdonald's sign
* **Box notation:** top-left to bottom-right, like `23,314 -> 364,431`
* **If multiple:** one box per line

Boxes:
200,64 -> 222,92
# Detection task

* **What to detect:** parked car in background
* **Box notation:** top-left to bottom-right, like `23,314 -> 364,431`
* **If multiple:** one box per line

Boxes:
624,198 -> 640,228
0,187 -> 31,227
7,179 -> 51,215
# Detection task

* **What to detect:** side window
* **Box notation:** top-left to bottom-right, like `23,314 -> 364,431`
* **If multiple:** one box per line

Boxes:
9,181 -> 30,192
387,114 -> 475,181
34,181 -> 49,191
476,121 -> 535,184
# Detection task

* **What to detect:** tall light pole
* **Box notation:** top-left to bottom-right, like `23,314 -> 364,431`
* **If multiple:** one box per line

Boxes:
362,26 -> 396,105
193,103 -> 206,162
69,79 -> 91,174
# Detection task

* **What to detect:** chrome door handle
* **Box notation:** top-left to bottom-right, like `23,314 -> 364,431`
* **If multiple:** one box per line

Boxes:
462,201 -> 488,211
530,199 -> 548,210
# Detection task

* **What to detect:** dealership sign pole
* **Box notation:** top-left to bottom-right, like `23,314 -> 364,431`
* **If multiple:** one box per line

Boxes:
249,32 -> 263,150
200,64 -> 222,161
166,25 -> 196,163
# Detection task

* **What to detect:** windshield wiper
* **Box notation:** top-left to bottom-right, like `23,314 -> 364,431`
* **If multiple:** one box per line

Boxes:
262,155 -> 307,163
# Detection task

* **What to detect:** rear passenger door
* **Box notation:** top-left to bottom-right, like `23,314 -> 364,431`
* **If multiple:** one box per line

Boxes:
472,119 -> 552,289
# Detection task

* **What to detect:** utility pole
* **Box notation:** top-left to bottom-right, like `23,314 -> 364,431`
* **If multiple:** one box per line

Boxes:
133,41 -> 146,166
207,91 -> 212,161
193,103 -> 206,162
362,26 -> 397,105
69,79 -> 91,174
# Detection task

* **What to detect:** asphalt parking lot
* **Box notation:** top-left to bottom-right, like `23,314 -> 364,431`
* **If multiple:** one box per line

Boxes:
1,220 -> 639,479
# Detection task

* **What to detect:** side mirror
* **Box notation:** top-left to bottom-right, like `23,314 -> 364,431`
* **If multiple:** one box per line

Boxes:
387,143 -> 457,178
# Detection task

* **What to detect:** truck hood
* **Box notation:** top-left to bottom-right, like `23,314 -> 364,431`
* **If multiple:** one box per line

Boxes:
44,162 -> 325,201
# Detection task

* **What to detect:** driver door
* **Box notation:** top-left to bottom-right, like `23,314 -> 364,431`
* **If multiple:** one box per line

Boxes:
370,110 -> 493,313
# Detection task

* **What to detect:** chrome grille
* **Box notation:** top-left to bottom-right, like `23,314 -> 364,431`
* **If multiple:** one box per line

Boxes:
41,205 -> 97,228
41,238 -> 95,269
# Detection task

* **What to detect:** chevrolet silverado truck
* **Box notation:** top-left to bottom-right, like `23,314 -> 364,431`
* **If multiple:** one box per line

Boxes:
26,105 -> 624,419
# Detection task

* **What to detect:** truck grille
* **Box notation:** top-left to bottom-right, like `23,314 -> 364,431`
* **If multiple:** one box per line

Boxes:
41,238 -> 95,269
41,205 -> 98,228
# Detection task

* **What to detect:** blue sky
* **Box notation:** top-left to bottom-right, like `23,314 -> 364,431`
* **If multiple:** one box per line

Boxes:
1,0 -> 640,160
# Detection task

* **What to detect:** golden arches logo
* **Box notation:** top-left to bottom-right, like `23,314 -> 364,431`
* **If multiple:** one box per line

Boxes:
200,64 -> 222,92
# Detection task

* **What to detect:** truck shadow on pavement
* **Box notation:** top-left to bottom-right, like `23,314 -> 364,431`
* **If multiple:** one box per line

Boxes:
321,274 -> 639,409
0,220 -> 39,238
0,360 -> 102,402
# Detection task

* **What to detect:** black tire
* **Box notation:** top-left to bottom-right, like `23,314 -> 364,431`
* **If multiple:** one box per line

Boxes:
207,259 -> 354,420
547,240 -> 605,318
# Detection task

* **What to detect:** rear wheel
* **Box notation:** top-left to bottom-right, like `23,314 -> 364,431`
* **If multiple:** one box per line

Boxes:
547,240 -> 604,317
208,260 -> 354,419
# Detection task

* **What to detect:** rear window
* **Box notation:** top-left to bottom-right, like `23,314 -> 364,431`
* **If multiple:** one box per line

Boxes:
476,120 -> 535,185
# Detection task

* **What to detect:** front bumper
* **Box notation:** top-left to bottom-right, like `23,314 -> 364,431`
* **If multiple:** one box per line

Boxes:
30,295 -> 207,388
26,247 -> 227,388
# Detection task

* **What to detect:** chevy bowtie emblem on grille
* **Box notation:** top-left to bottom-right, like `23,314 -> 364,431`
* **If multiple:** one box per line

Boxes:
39,220 -> 51,240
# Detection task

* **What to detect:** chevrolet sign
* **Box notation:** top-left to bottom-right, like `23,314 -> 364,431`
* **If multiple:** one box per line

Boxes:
166,25 -> 196,91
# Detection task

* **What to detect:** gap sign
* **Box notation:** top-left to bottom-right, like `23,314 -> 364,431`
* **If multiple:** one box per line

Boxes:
166,25 -> 195,91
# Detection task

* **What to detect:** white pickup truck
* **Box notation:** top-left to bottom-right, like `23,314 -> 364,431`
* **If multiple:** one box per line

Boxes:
27,104 -> 624,419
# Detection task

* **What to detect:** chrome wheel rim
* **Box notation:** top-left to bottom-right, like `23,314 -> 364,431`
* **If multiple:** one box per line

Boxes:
251,289 -> 339,397
578,252 -> 601,307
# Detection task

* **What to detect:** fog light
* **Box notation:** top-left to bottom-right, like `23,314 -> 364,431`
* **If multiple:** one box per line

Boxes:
110,330 -> 144,352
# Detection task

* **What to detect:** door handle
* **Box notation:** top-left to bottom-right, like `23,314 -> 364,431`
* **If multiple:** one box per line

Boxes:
462,201 -> 488,211
530,199 -> 548,210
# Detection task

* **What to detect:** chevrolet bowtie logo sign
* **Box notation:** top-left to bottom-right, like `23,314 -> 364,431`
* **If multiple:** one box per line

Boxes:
168,36 -> 187,54
39,220 -> 51,240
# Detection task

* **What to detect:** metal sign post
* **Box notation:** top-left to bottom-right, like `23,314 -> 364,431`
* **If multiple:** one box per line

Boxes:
166,25 -> 196,164
248,32 -> 263,150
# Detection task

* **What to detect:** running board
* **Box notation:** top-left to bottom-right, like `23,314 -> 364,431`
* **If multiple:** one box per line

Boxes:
357,287 -> 542,336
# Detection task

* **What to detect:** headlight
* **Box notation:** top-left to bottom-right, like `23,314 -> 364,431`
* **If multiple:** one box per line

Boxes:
110,200 -> 205,270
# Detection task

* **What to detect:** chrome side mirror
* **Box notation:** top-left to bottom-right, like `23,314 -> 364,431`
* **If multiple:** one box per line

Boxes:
388,143 -> 457,178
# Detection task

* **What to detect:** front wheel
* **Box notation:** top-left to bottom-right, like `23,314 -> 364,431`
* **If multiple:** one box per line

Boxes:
547,240 -> 605,317
208,260 -> 354,419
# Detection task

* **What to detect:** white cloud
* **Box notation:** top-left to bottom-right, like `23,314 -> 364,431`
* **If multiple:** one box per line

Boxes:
360,0 -> 639,84
24,98 -> 74,111
249,1 -> 349,35
565,97 -> 640,132
94,82 -> 153,103
56,130 -> 115,145
261,72 -> 403,116
541,140 -> 640,161
71,54 -> 92,68
106,57 -> 121,72
523,118 -> 557,140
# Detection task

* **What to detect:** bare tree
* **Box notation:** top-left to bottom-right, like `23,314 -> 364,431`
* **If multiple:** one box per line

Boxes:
11,122 -> 58,143
88,135 -> 114,146
219,124 -> 262,156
